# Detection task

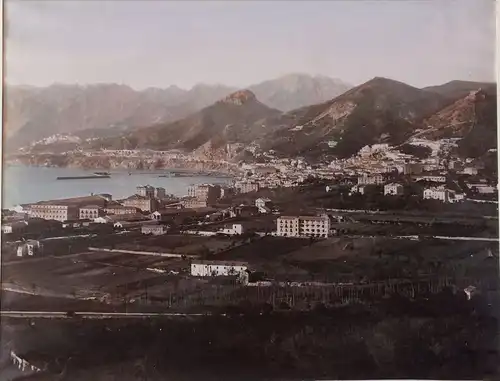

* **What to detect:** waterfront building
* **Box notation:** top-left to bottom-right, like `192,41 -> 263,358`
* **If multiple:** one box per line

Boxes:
29,204 -> 79,222
79,205 -> 103,220
122,195 -> 158,212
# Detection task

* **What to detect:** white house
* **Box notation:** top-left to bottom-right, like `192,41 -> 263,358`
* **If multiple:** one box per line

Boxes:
462,167 -> 479,175
17,240 -> 41,257
191,260 -> 248,277
464,285 -> 478,300
255,198 -> 272,209
2,221 -> 28,234
423,187 -> 450,202
350,184 -> 379,195
384,183 -> 404,196
219,223 -> 245,236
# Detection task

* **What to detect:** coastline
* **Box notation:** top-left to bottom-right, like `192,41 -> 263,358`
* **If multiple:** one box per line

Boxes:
5,154 -> 240,177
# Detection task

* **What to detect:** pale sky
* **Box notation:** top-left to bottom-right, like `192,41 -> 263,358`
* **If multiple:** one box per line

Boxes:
5,0 -> 496,90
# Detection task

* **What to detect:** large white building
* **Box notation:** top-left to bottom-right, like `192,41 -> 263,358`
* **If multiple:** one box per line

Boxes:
29,204 -> 78,222
191,260 -> 248,277
384,183 -> 404,196
277,215 -> 330,238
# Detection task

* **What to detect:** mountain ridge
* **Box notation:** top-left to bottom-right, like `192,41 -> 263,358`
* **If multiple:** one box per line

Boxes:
5,74 -> 352,147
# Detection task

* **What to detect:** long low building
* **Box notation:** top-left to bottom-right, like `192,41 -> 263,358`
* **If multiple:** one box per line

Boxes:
191,260 -> 248,277
26,195 -> 109,222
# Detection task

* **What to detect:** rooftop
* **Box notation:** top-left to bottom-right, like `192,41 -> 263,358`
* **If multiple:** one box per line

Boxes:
32,195 -> 107,207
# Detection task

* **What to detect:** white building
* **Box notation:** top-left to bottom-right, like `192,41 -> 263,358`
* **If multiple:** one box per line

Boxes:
357,174 -> 384,185
277,215 -> 330,238
219,224 -> 245,236
350,184 -> 379,195
17,240 -> 41,257
384,183 -> 404,196
255,198 -> 271,208
191,260 -> 248,277
423,187 -> 450,202
414,175 -> 446,183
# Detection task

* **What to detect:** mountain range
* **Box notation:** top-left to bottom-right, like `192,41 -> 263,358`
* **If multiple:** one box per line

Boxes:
8,75 -> 496,161
5,74 -> 352,148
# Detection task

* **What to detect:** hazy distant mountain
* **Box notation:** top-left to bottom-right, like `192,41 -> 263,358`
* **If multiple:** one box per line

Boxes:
9,75 -> 495,160
94,90 -> 281,157
5,74 -> 351,148
248,73 -> 352,112
5,83 -> 237,148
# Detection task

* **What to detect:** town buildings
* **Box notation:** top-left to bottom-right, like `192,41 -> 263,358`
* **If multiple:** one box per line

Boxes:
236,181 -> 260,193
187,184 -> 221,205
136,185 -> 166,199
403,163 -> 423,175
137,185 -> 155,198
122,195 -> 158,212
277,215 -> 330,238
104,205 -> 139,215
423,187 -> 451,202
384,183 -> 404,196
182,198 -> 209,209
79,205 -> 103,220
357,174 -> 384,185
29,204 -> 79,222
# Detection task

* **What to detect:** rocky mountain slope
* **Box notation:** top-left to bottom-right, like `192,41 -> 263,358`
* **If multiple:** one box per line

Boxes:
15,77 -> 496,162
5,83 -> 237,148
420,88 -> 497,157
255,77 -> 450,159
93,90 -> 281,155
5,74 -> 350,148
248,73 -> 352,112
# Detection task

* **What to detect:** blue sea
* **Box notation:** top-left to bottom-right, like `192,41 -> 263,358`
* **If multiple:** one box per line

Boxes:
2,165 -> 232,209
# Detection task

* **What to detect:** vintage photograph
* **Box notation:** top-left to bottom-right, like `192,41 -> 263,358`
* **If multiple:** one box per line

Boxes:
1,1 -> 498,380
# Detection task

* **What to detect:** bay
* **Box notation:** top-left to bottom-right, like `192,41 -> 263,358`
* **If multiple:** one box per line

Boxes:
2,165 -> 232,209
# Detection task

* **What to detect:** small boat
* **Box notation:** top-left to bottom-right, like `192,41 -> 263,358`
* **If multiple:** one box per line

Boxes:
94,171 -> 111,176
